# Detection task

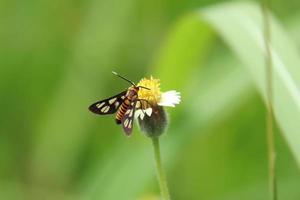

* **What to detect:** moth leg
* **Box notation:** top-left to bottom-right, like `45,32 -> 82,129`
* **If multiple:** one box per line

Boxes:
137,99 -> 152,117
137,99 -> 151,110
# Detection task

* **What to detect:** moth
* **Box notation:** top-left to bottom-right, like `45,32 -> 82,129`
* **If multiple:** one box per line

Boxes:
89,72 -> 150,135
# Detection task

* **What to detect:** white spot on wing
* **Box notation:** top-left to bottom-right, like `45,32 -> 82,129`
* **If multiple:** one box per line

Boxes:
96,102 -> 105,108
109,98 -> 117,104
125,109 -> 131,115
101,106 -> 110,113
128,120 -> 132,128
129,109 -> 133,117
124,119 -> 129,127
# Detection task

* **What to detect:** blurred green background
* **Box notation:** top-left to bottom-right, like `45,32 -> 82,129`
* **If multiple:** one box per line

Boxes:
1,0 -> 300,199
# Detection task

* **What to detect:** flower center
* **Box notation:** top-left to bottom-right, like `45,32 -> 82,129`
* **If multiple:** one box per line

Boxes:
137,76 -> 161,105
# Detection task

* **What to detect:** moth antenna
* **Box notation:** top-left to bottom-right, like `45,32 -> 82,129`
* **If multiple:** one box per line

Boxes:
138,86 -> 151,90
112,71 -> 136,86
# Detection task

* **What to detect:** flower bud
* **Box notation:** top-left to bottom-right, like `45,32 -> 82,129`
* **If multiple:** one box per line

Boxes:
138,105 -> 168,138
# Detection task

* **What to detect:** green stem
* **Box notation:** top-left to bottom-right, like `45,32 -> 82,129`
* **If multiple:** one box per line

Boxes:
151,137 -> 171,200
261,0 -> 277,200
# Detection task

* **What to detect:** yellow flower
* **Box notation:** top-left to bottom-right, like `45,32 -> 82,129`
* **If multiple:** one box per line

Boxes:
137,76 -> 162,105
135,76 -> 181,121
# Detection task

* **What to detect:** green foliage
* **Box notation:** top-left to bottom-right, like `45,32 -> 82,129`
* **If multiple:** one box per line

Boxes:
0,0 -> 299,200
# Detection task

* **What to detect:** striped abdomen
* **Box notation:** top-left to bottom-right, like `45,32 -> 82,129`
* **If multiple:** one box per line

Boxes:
115,98 -> 131,124
115,87 -> 138,124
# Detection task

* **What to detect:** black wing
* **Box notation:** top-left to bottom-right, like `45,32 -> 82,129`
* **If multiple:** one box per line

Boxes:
89,90 -> 127,115
121,101 -> 137,136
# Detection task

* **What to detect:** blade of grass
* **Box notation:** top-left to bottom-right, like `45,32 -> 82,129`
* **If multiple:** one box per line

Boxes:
261,0 -> 277,199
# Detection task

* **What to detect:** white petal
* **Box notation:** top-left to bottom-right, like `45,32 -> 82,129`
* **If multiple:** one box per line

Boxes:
145,108 -> 152,116
158,90 -> 181,107
134,109 -> 145,120
135,107 -> 153,120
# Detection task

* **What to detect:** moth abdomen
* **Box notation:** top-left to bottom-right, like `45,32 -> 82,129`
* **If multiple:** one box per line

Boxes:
116,99 -> 130,123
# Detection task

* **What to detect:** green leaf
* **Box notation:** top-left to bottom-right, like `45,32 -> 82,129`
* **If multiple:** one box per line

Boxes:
200,1 -> 300,167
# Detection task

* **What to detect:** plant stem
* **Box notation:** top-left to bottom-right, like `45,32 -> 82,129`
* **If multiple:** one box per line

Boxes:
151,137 -> 171,200
261,0 -> 277,200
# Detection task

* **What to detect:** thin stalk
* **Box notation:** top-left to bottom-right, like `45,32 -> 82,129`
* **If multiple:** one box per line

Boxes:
152,137 -> 171,200
261,0 -> 277,200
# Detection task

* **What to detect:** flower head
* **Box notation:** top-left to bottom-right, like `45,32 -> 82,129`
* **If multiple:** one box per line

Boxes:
135,77 -> 181,119
135,76 -> 181,137
137,77 -> 162,105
